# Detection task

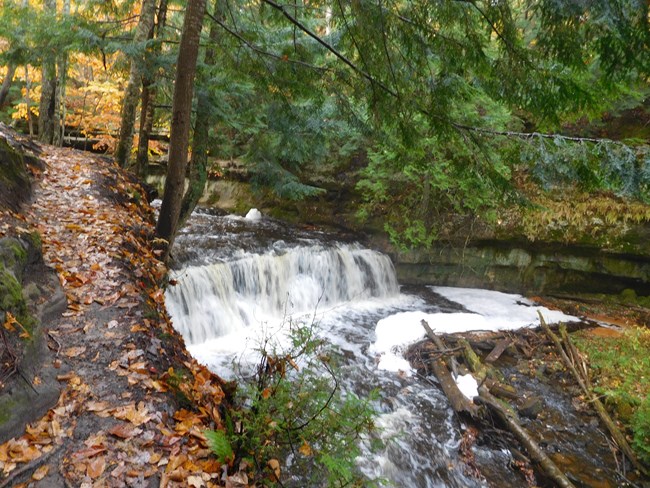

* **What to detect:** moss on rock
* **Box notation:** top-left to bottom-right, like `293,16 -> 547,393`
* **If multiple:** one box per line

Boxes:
0,137 -> 31,211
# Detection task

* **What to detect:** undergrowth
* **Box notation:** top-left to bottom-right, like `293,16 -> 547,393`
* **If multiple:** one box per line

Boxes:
573,326 -> 650,466
500,170 -> 650,247
206,321 -> 381,487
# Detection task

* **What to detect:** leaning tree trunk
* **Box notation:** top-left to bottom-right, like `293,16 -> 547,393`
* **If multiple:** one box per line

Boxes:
155,0 -> 207,261
134,0 -> 168,179
178,0 -> 222,227
114,0 -> 157,168
0,64 -> 17,108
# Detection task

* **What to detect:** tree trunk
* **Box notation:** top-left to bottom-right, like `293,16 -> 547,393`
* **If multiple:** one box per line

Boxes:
0,64 -> 17,108
155,0 -> 207,260
114,0 -> 157,168
38,59 -> 57,144
52,0 -> 70,147
38,0 -> 58,144
178,0 -> 221,227
134,0 -> 168,179
477,386 -> 577,488
24,66 -> 34,137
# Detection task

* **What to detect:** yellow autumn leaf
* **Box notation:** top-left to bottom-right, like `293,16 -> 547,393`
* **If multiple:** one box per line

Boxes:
298,440 -> 312,457
267,458 -> 281,480
32,465 -> 49,481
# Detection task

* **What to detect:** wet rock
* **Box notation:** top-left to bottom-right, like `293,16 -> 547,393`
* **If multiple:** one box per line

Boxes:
518,396 -> 543,419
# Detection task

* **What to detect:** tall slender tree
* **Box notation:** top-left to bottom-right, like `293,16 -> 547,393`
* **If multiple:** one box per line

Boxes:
178,0 -> 222,228
114,0 -> 157,168
38,0 -> 57,144
134,0 -> 168,179
155,0 -> 207,260
52,0 -> 70,146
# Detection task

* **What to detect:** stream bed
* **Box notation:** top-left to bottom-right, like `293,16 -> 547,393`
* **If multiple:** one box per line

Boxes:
165,208 -> 626,487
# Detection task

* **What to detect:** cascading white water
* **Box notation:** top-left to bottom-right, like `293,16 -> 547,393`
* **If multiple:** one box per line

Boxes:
164,211 -> 613,488
165,243 -> 399,345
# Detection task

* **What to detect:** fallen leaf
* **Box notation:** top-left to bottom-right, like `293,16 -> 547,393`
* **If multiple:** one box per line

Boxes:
56,372 -> 77,382
63,346 -> 87,357
267,458 -> 281,480
298,441 -> 312,457
86,401 -> 112,416
108,423 -> 142,439
32,465 -> 49,481
112,402 -> 152,426
87,456 -> 106,479
72,446 -> 106,461
187,474 -> 205,488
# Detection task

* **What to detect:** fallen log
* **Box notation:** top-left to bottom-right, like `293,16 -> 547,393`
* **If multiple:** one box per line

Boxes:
458,338 -> 489,381
429,353 -> 480,418
538,312 -> 648,476
477,386 -> 577,488
421,320 -> 459,376
483,378 -> 519,401
420,320 -> 479,418
485,338 -> 512,363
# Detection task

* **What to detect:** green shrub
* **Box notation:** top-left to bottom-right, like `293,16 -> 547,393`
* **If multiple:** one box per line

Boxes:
207,321 -> 381,487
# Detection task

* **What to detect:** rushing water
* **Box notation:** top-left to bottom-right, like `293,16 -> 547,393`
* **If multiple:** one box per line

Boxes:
165,209 -> 619,487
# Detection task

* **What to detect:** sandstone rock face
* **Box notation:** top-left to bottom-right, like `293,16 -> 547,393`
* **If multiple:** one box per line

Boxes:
394,241 -> 650,295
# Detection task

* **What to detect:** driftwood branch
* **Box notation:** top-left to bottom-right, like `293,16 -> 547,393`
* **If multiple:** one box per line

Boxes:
477,386 -> 577,488
420,320 -> 479,417
538,312 -> 648,476
485,338 -> 512,363
421,320 -> 459,376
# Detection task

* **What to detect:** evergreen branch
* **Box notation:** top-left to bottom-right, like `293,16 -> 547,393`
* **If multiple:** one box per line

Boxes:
334,0 -> 380,101
206,12 -> 328,72
378,0 -> 400,102
260,0 -> 398,97
255,0 -> 626,148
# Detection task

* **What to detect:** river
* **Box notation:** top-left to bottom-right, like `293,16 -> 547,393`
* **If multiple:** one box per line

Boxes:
165,208 -> 623,487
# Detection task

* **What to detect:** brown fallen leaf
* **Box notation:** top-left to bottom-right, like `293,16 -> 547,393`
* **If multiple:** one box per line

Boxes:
86,400 -> 112,416
71,446 -> 107,461
87,456 -> 106,479
187,474 -> 205,488
108,422 -> 142,439
63,346 -> 87,357
267,458 -> 281,481
112,402 -> 152,426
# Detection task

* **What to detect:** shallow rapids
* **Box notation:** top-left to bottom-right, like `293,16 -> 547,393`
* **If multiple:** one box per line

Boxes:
165,209 -> 619,487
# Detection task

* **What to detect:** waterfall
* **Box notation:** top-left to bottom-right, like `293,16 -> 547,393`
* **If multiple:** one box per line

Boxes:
166,243 -> 400,345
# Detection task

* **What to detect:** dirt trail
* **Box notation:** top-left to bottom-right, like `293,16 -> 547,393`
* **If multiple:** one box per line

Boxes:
0,146 -> 226,487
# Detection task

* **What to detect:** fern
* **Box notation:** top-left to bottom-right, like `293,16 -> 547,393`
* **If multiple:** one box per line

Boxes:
205,429 -> 234,464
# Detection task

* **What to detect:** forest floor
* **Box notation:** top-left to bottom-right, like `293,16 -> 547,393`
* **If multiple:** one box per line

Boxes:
0,145 -> 228,487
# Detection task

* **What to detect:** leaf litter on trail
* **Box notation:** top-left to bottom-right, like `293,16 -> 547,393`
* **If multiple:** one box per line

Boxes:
0,148 -> 230,487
